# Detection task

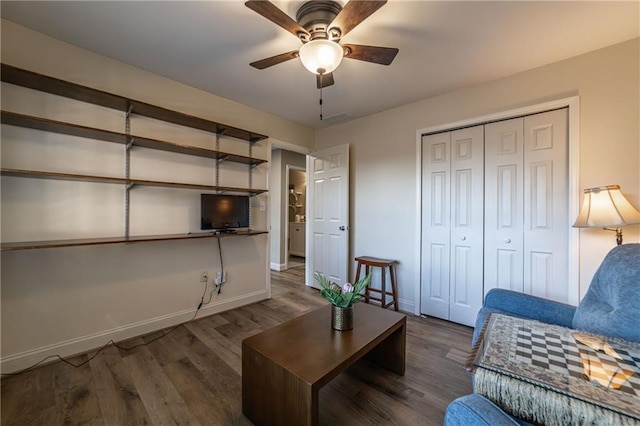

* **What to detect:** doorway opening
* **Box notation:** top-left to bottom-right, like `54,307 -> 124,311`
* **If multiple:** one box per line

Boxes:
286,166 -> 307,269
268,147 -> 308,273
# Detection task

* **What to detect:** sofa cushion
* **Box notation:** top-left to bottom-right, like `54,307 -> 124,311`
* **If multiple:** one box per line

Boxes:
573,243 -> 640,343
444,394 -> 527,426
472,289 -> 577,346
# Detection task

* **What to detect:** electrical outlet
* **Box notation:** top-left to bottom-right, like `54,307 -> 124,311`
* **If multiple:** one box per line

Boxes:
215,271 -> 227,284
200,271 -> 208,283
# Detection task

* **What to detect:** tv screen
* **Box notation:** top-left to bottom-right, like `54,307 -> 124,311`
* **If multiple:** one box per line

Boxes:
201,194 -> 250,230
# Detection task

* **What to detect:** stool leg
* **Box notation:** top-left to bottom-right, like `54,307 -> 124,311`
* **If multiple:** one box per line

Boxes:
355,262 -> 367,303
355,262 -> 362,282
381,266 -> 387,309
364,264 -> 371,304
390,265 -> 399,311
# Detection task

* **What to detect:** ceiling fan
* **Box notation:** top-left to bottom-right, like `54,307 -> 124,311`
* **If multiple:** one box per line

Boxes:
245,0 -> 399,89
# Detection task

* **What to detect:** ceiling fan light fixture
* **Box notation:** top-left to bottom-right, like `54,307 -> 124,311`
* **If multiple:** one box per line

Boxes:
299,39 -> 343,75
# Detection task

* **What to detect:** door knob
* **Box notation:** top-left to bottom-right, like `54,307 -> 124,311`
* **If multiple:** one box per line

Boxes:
460,236 -> 467,241
339,226 -> 346,231
504,238 -> 511,244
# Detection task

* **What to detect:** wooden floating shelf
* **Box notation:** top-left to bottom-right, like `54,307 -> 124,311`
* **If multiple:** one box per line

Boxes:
1,111 -> 267,166
0,230 -> 269,251
1,168 -> 268,195
2,64 -> 270,251
1,64 -> 268,143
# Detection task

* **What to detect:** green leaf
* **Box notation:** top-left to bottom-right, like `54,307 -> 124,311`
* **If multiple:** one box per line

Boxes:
315,271 -> 373,307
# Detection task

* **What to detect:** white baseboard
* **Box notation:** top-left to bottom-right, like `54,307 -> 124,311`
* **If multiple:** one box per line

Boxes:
361,297 -> 415,314
0,290 -> 269,374
270,262 -> 286,271
398,298 -> 415,314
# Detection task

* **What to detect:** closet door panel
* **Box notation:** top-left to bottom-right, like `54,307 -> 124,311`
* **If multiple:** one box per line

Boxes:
426,243 -> 450,318
484,118 -> 524,294
421,132 -> 451,320
451,245 -> 472,312
449,126 -> 484,327
524,109 -> 569,303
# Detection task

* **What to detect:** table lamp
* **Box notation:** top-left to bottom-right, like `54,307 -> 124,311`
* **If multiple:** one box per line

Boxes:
573,185 -> 640,245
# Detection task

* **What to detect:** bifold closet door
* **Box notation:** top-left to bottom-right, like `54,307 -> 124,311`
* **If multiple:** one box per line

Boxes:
523,109 -> 569,302
421,131 -> 451,320
484,118 -> 525,293
421,126 -> 484,326
484,108 -> 569,303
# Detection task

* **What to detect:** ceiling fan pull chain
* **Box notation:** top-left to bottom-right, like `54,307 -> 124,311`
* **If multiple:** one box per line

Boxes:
319,73 -> 324,121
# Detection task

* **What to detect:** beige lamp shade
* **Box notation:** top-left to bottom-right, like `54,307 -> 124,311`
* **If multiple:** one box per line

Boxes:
573,185 -> 640,228
299,39 -> 344,75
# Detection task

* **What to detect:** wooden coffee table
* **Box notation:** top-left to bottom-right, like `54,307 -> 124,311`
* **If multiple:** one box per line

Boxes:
242,302 -> 406,426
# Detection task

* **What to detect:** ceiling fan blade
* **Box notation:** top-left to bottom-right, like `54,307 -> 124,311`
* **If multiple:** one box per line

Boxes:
343,44 -> 398,65
316,72 -> 335,89
245,1 -> 309,40
250,50 -> 299,70
329,0 -> 387,39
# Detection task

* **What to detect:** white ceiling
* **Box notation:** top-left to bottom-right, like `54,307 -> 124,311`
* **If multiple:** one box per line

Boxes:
2,1 -> 638,129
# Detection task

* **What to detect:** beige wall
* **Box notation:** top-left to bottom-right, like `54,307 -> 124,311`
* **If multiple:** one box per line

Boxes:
0,20 -> 313,372
316,38 -> 640,312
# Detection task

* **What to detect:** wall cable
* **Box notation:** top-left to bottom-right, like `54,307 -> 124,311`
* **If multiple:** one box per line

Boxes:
1,279 -> 211,377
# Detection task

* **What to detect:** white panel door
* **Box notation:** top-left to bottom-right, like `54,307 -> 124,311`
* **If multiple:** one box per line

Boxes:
306,144 -> 349,289
421,132 -> 451,320
484,118 -> 525,294
524,109 -> 569,302
449,126 -> 485,326
421,126 -> 484,326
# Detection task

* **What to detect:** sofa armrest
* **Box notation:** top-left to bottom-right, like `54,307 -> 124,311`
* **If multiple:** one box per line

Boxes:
483,289 -> 576,327
444,394 -> 522,426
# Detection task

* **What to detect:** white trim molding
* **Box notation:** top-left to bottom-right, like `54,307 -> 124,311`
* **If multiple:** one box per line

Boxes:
270,262 -> 287,271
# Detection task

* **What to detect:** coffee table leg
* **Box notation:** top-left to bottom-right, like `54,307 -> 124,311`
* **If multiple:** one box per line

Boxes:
243,342 -> 318,426
364,319 -> 406,375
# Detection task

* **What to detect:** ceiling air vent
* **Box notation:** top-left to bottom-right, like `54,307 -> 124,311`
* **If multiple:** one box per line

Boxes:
322,113 -> 352,124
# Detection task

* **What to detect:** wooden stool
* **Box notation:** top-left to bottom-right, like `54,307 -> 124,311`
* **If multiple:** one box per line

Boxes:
354,256 -> 399,311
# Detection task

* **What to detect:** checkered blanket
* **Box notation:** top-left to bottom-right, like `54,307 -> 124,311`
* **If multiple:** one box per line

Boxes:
475,314 -> 640,425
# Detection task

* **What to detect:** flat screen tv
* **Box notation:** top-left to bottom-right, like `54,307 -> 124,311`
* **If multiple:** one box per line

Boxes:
201,194 -> 250,231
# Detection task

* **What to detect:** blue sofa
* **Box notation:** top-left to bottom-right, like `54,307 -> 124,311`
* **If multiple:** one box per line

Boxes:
444,243 -> 640,425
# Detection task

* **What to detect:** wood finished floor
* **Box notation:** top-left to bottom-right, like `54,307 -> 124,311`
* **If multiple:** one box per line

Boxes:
1,267 -> 473,425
